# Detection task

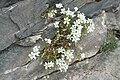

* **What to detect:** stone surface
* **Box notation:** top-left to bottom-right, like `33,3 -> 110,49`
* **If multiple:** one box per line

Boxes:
115,4 -> 120,31
0,0 -> 120,80
0,0 -> 49,51
9,0 -> 48,40
0,15 -> 19,51
80,0 -> 120,17
0,40 -> 45,79
76,12 -> 107,58
15,35 -> 42,47
0,0 -> 22,8
41,41 -> 120,80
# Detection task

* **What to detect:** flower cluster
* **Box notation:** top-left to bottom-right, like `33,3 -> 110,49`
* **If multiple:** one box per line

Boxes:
28,46 -> 40,60
56,48 -> 74,72
48,10 -> 57,18
44,61 -> 54,69
44,38 -> 52,44
29,3 -> 95,73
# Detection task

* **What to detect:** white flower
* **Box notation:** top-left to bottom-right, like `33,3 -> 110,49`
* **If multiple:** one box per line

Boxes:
54,21 -> 59,28
64,50 -> 74,62
64,17 -> 70,24
73,19 -> 80,27
28,52 -> 37,60
48,12 -> 54,18
56,3 -> 63,8
33,46 -> 40,52
72,35 -> 80,43
61,55 -> 65,60
77,25 -> 83,31
66,8 -> 71,16
87,23 -> 95,33
81,53 -> 85,59
57,47 -> 65,53
66,8 -> 75,17
60,8 -> 66,14
67,34 -> 72,40
56,59 -> 65,66
44,61 -> 54,69
74,7 -> 78,12
70,11 -> 75,17
77,13 -> 86,22
48,61 -> 54,67
51,10 -> 57,13
29,46 -> 41,60
86,18 -> 95,33
48,10 -> 57,18
67,21 -> 83,43
44,38 -> 52,44
59,63 -> 68,72
35,51 -> 40,56
66,53 -> 74,62
44,62 -> 49,69
87,26 -> 95,33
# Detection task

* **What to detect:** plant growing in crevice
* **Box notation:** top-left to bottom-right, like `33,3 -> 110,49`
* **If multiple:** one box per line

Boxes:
29,3 -> 95,72
100,30 -> 118,53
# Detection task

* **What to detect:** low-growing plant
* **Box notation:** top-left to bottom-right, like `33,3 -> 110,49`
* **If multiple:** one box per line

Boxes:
100,30 -> 118,53
28,3 -> 95,72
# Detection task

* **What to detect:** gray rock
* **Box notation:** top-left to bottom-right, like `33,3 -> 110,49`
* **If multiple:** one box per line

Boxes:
115,4 -> 120,31
0,0 -> 120,80
64,0 -> 95,9
15,35 -> 42,47
15,21 -> 45,39
10,0 -> 48,38
104,12 -> 118,29
0,0 -> 22,8
0,15 -> 19,51
76,12 -> 107,58
80,0 -> 120,17
0,40 -> 46,79
41,41 -> 120,80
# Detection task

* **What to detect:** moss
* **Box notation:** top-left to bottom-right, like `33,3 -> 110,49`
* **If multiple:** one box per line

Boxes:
100,30 -> 118,53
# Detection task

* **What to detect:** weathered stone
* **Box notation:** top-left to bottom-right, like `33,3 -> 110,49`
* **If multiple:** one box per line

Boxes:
10,0 -> 35,30
115,4 -> 120,31
80,0 -> 120,17
0,0 -> 22,8
64,0 -> 95,9
76,11 -> 107,58
104,12 -> 118,29
40,41 -> 120,80
16,35 -> 42,47
0,0 -> 120,80
0,39 -> 56,80
10,0 -> 48,39
0,15 -> 19,51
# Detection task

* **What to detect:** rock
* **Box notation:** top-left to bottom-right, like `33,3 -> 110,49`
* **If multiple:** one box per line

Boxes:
10,0 -> 35,30
64,0 -> 95,9
0,40 -> 46,79
16,35 -> 42,47
41,41 -> 120,80
0,0 -> 22,8
115,4 -> 120,31
104,12 -> 118,29
0,15 -> 19,51
10,0 -> 48,38
80,0 -> 120,17
0,0 -> 120,80
76,12 -> 107,58
15,21 -> 45,39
